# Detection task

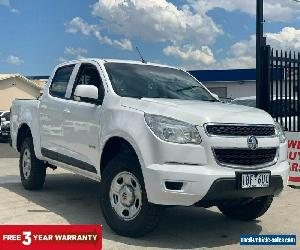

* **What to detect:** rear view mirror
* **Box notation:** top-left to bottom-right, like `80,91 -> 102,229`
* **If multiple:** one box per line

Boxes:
74,85 -> 101,105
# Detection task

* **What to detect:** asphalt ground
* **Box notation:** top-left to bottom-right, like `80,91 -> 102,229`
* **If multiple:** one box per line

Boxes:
0,143 -> 299,250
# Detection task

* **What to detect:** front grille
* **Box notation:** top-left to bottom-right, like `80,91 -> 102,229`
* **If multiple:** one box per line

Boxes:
205,124 -> 275,137
213,148 -> 277,167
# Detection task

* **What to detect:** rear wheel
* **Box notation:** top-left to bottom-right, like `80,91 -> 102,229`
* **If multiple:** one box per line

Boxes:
19,137 -> 46,190
217,195 -> 273,221
100,154 -> 162,237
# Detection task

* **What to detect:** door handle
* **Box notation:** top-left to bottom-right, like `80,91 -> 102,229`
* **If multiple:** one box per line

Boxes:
63,108 -> 71,114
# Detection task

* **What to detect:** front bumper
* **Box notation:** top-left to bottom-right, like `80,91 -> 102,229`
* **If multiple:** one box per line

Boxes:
143,160 -> 289,206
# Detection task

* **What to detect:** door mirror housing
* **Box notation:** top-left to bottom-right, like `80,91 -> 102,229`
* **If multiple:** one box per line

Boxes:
1,118 -> 6,123
74,85 -> 101,105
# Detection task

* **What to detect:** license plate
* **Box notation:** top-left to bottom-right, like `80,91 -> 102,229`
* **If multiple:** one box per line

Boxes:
2,133 -> 8,136
241,173 -> 270,189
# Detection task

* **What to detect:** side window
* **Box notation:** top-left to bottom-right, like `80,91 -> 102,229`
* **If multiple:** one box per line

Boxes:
49,65 -> 75,98
72,64 -> 104,101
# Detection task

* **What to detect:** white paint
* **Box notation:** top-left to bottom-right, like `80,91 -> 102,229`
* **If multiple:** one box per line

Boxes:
10,58 -> 289,206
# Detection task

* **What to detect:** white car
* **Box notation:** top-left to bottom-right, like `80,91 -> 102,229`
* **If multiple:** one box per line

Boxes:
232,96 -> 298,131
0,111 -> 10,142
10,59 -> 289,237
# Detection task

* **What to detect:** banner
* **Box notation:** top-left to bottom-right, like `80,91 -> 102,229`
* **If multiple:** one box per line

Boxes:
0,225 -> 102,250
286,132 -> 300,186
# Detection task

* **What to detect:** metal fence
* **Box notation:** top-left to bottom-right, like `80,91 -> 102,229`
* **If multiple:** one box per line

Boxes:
263,45 -> 300,131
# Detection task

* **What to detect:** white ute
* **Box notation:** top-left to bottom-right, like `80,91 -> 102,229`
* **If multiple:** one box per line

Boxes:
11,59 -> 289,237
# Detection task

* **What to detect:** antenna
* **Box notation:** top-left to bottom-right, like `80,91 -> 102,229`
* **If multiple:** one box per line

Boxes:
135,46 -> 147,64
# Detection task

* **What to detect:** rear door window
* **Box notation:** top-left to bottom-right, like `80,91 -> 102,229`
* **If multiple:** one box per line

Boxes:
49,65 -> 75,98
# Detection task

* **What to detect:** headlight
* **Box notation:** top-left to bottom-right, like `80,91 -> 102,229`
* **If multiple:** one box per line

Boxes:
144,114 -> 202,144
274,122 -> 286,143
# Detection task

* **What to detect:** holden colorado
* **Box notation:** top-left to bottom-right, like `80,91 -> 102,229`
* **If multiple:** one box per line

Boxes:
10,58 -> 289,237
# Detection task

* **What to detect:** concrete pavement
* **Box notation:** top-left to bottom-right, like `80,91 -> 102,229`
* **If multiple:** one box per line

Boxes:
0,155 -> 299,249
0,142 -> 18,158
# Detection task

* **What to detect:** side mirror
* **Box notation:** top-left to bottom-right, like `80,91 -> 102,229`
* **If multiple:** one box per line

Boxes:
74,85 -> 101,105
1,118 -> 6,123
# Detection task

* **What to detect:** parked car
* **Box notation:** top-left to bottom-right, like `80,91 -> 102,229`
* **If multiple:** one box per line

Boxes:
0,111 -> 10,142
10,59 -> 289,237
232,96 -> 298,131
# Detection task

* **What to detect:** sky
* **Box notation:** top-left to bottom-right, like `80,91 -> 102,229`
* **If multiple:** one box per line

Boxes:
0,0 -> 300,75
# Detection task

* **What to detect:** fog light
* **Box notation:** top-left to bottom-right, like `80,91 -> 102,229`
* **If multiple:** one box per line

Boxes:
165,181 -> 183,191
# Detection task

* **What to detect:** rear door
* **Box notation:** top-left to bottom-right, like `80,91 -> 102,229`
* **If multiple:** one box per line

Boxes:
60,62 -> 104,174
40,64 -> 76,158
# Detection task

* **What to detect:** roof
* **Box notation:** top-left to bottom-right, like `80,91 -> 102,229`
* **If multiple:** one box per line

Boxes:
0,74 -> 43,90
189,69 -> 257,82
57,58 -> 177,69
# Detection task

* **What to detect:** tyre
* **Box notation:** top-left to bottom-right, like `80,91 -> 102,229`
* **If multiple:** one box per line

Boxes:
100,154 -> 162,237
217,195 -> 273,221
19,137 -> 46,190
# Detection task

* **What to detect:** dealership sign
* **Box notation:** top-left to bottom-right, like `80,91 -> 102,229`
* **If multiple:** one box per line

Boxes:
0,225 -> 102,250
286,132 -> 300,186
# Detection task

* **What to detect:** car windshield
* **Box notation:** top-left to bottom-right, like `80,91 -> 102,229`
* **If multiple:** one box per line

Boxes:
105,63 -> 217,101
231,99 -> 256,107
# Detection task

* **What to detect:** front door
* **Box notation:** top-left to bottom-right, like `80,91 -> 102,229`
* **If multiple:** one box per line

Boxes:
60,63 -> 105,175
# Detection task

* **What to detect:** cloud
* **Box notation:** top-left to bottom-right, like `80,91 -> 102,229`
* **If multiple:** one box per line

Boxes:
0,0 -> 9,6
267,27 -> 300,51
58,57 -> 67,63
92,0 -> 222,46
66,17 -> 133,51
189,0 -> 300,23
219,56 -> 256,69
66,1 -> 300,69
163,45 -> 215,66
10,8 -> 19,13
0,0 -> 20,13
86,0 -> 223,67
66,17 -> 96,36
6,55 -> 24,65
58,46 -> 88,63
64,47 -> 87,58
94,31 -> 133,51
216,27 -> 300,69
230,35 -> 256,58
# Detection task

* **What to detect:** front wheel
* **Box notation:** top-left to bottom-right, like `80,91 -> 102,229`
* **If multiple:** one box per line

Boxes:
100,155 -> 162,237
217,195 -> 273,221
19,137 -> 46,190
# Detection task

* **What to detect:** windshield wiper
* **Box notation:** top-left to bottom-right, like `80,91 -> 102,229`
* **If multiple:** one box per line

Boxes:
202,99 -> 220,102
176,86 -> 199,92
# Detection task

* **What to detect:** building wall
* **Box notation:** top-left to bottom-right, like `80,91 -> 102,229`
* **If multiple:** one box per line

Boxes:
204,80 -> 290,100
204,81 -> 256,99
0,78 -> 40,110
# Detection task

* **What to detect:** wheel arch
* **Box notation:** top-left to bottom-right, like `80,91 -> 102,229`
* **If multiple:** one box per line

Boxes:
100,136 -> 144,175
17,123 -> 32,152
